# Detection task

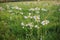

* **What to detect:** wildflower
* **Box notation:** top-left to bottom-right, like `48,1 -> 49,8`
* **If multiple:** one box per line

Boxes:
21,22 -> 24,26
26,22 -> 33,29
22,27 -> 24,29
35,25 -> 39,29
28,13 -> 33,19
24,16 -> 28,19
29,16 -> 33,19
26,22 -> 33,27
19,8 -> 22,10
15,6 -> 19,10
33,16 -> 36,19
12,6 -> 22,10
41,8 -> 47,11
29,8 -> 35,11
28,16 -> 32,19
41,20 -> 49,25
33,15 -> 40,20
34,7 -> 40,11
33,15 -> 40,22
29,13 -> 31,16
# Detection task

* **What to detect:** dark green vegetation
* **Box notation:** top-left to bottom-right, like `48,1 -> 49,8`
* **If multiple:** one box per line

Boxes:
0,2 -> 60,40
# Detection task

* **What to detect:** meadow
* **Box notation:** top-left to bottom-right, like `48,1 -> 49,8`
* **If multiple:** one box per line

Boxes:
0,1 -> 60,40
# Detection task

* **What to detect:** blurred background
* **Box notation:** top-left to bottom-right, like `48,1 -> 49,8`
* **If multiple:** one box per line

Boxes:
0,0 -> 60,3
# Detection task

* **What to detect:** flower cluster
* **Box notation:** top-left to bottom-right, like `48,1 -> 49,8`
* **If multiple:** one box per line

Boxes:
1,5 -> 50,29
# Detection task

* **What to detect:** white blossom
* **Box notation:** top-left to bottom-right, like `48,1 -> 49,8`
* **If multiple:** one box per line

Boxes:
28,16 -> 33,19
41,20 -> 49,25
21,22 -> 24,26
15,6 -> 19,10
29,16 -> 33,19
26,23 -> 33,27
19,8 -> 22,10
26,22 -> 33,29
29,8 -> 35,11
12,6 -> 22,10
34,25 -> 39,29
29,13 -> 31,16
33,15 -> 40,22
41,8 -> 47,11
22,27 -> 24,28
34,7 -> 40,11
24,16 -> 28,19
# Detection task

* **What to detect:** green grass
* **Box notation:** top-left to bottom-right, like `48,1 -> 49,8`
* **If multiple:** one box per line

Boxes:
0,2 -> 60,40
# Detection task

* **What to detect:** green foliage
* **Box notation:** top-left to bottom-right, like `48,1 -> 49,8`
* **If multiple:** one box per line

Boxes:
0,2 -> 60,40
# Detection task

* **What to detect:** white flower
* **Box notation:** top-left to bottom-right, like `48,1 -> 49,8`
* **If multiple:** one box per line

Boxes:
29,8 -> 35,11
33,15 -> 40,20
21,22 -> 24,26
35,25 -> 39,29
29,13 -> 31,16
19,8 -> 22,10
12,6 -> 22,10
26,22 -> 33,29
35,25 -> 38,28
28,16 -> 33,19
26,23 -> 33,27
15,6 -> 19,10
33,16 -> 36,19
41,8 -> 47,11
33,15 -> 40,22
24,16 -> 28,19
22,27 -> 24,28
36,15 -> 40,20
35,7 -> 40,11
41,20 -> 49,25
29,16 -> 33,19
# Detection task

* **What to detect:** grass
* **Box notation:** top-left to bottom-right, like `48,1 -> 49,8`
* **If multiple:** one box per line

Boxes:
0,1 -> 60,40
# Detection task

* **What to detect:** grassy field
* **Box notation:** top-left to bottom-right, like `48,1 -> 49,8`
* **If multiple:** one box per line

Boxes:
0,1 -> 60,40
